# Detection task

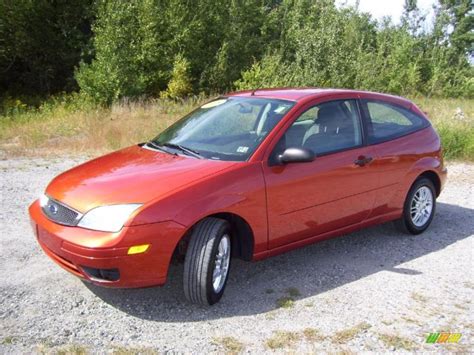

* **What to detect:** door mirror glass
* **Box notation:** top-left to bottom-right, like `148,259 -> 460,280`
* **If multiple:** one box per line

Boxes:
278,147 -> 315,164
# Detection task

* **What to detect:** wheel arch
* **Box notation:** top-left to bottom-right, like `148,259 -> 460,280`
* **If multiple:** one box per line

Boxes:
417,170 -> 441,197
172,212 -> 255,263
404,156 -> 444,198
211,212 -> 255,261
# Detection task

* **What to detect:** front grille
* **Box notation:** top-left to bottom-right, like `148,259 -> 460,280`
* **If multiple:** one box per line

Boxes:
41,196 -> 82,226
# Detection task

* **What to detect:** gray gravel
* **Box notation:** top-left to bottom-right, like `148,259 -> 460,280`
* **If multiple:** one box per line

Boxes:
0,157 -> 473,353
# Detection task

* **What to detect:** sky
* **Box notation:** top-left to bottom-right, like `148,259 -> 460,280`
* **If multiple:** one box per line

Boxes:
335,0 -> 437,24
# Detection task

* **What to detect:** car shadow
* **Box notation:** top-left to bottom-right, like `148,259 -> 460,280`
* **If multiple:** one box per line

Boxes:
85,202 -> 473,321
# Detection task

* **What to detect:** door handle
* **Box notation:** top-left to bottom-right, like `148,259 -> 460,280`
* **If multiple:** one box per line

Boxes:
354,156 -> 373,167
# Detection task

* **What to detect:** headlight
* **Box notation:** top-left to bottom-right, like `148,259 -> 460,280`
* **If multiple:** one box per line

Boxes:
77,204 -> 142,232
39,194 -> 49,207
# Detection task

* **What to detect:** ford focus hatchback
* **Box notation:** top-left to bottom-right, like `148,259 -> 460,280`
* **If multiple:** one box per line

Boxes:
29,88 -> 447,305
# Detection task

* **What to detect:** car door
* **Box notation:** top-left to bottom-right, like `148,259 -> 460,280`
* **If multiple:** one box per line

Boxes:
262,98 -> 379,249
359,98 -> 432,217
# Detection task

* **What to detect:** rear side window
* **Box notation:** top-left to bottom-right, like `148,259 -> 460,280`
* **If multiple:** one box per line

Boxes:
363,100 -> 429,144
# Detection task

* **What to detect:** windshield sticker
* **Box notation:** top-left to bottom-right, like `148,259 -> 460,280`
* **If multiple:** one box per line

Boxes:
274,105 -> 290,114
201,99 -> 227,109
236,146 -> 249,153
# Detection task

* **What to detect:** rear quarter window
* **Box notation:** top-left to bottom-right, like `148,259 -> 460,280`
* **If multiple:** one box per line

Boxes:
363,100 -> 429,144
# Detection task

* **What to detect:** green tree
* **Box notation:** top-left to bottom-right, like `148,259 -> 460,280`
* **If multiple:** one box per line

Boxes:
76,0 -> 171,104
423,0 -> 473,97
0,0 -> 93,97
438,0 -> 473,56
161,54 -> 193,99
237,0 -> 378,90
2,0 -> 472,103
202,0 -> 271,92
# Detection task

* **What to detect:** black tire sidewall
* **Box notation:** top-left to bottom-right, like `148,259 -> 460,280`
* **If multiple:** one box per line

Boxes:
403,178 -> 436,234
205,225 -> 232,305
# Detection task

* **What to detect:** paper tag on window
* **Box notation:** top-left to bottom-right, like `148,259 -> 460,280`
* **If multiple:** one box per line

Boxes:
274,105 -> 288,114
237,146 -> 249,153
201,99 -> 227,109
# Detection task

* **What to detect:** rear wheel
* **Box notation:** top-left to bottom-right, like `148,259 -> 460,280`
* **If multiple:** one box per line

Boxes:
395,177 -> 436,234
183,217 -> 231,305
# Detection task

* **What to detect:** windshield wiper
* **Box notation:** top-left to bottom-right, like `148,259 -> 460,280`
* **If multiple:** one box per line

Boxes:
162,143 -> 203,159
146,141 -> 173,154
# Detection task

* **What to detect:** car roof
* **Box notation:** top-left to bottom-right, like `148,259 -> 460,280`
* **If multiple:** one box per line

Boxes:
227,88 -> 413,107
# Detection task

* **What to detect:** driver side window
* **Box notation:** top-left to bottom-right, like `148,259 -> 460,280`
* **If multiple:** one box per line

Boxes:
279,100 -> 363,156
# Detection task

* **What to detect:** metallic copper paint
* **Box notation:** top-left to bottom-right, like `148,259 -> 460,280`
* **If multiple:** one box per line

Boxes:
45,145 -> 236,214
29,200 -> 186,287
29,89 -> 447,288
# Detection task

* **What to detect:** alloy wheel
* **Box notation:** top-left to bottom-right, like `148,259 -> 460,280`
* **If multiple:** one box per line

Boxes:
410,186 -> 434,227
212,234 -> 231,293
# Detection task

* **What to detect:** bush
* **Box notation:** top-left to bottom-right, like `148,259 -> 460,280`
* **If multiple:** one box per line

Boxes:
416,97 -> 474,161
235,1 -> 473,99
160,55 -> 193,99
75,1 -> 168,104
0,96 -> 28,116
436,121 -> 474,160
2,0 -> 473,105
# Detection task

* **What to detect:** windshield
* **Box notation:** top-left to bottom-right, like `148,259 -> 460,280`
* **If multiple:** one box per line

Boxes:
151,97 -> 295,161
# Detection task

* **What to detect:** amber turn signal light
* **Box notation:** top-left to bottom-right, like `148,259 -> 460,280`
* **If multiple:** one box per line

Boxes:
127,244 -> 150,255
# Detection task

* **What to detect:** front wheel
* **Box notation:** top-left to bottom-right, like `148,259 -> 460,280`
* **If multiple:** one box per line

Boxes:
183,218 -> 232,305
395,177 -> 436,234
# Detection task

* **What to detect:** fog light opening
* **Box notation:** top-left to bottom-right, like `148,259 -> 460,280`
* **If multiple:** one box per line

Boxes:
81,266 -> 120,282
128,244 -> 150,255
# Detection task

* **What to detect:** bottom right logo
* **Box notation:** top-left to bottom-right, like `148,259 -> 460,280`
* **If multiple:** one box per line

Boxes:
426,332 -> 462,344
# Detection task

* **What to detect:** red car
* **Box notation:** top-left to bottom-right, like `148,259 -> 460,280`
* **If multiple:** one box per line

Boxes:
29,88 -> 447,305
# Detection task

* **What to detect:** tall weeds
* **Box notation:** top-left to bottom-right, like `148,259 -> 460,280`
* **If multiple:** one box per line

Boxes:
1,96 -> 472,161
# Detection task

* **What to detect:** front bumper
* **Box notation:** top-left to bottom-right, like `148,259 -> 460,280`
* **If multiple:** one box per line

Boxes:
439,166 -> 448,195
29,200 -> 186,288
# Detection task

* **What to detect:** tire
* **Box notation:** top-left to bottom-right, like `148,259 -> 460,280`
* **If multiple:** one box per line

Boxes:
395,177 -> 436,235
183,217 -> 232,305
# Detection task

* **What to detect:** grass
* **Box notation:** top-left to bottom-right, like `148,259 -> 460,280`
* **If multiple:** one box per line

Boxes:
265,310 -> 277,320
1,336 -> 17,345
274,287 -> 300,308
36,344 -> 158,355
411,292 -> 429,303
285,287 -> 301,297
463,281 -> 474,289
54,344 -> 89,355
332,322 -> 372,344
454,303 -> 469,310
377,333 -> 416,350
265,331 -> 300,349
414,97 -> 474,161
111,347 -> 158,355
265,328 -> 324,349
0,95 -> 472,160
31,339 -> 159,355
276,296 -> 295,309
212,336 -> 244,353
302,328 -> 324,342
401,316 -> 423,326
0,95 -> 204,157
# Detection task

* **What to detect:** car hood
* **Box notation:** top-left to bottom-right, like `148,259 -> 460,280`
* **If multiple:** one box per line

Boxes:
45,145 -> 236,213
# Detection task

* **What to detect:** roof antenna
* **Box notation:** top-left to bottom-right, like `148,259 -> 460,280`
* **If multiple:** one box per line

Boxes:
250,87 -> 260,96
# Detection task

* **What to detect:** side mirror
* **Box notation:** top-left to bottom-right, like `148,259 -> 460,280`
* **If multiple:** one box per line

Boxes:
277,147 -> 315,164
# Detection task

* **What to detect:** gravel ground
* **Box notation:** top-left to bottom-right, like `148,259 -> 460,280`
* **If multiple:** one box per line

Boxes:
0,157 -> 473,353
